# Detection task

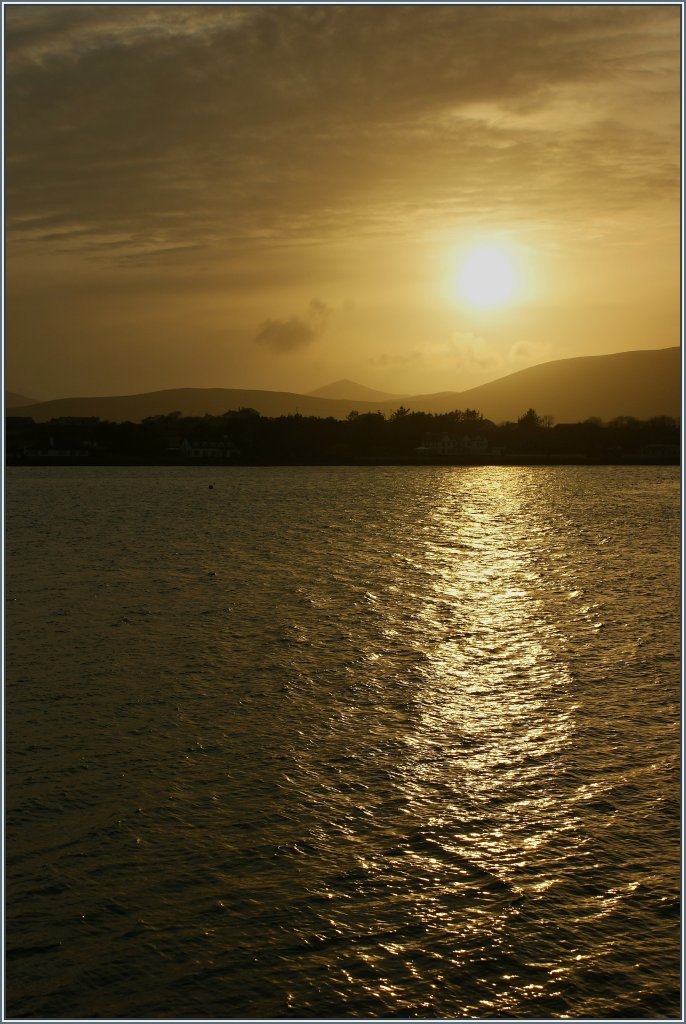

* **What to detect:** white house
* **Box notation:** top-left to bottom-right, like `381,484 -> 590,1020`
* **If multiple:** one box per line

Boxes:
460,435 -> 489,452
181,438 -> 239,459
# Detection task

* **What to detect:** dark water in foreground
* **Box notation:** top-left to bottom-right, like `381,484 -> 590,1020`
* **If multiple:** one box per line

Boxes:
5,466 -> 680,1020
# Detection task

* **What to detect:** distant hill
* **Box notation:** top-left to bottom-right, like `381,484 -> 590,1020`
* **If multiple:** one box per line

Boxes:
445,346 -> 681,423
6,391 -> 38,408
307,379 -> 406,402
7,347 -> 680,424
5,388 -> 381,423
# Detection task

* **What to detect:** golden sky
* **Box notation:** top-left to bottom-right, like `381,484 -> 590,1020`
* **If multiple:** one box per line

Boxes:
5,4 -> 681,399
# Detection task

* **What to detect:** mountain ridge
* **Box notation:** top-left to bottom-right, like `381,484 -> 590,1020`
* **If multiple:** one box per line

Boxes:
6,347 -> 680,424
5,391 -> 39,408
307,379 -> 407,402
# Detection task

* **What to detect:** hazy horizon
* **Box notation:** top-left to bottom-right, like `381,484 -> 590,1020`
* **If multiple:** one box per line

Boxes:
6,343 -> 681,407
5,5 -> 680,401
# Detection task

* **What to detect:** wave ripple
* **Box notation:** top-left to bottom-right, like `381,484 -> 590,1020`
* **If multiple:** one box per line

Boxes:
5,465 -> 680,1018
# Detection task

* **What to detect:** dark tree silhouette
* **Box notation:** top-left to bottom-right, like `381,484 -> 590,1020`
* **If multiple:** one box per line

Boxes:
517,408 -> 544,429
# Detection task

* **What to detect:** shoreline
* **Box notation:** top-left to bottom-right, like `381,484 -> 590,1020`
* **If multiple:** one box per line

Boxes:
6,455 -> 680,468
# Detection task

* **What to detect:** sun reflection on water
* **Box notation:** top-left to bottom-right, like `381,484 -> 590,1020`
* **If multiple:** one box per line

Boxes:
6,465 -> 678,1019
401,470 -> 580,897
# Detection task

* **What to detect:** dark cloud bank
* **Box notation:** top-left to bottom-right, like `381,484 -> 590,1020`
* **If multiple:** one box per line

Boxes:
5,5 -> 679,261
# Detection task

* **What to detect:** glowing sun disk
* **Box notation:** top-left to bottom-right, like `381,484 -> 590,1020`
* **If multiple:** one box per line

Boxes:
457,245 -> 518,308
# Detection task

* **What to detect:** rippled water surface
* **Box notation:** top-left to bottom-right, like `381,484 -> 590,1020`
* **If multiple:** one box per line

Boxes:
5,466 -> 680,1019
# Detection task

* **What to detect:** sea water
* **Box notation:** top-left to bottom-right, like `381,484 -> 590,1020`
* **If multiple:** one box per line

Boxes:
5,465 -> 680,1018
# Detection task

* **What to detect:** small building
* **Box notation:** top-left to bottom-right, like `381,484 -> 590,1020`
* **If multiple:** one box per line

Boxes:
5,417 -> 36,457
637,443 -> 680,461
460,435 -> 489,452
418,433 -> 489,456
24,443 -> 88,458
181,438 -> 239,459
421,432 -> 460,455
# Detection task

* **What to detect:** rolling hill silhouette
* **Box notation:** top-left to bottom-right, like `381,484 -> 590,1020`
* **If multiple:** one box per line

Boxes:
307,379 -> 406,402
7,347 -> 679,424
6,391 -> 39,408
447,347 -> 680,423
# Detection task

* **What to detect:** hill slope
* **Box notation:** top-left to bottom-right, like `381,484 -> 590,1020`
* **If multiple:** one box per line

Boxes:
446,346 -> 680,423
307,379 -> 405,402
7,347 -> 679,424
5,388 -> 386,423
6,391 -> 38,408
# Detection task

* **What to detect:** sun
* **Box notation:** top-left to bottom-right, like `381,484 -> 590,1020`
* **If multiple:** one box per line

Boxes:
456,244 -> 519,309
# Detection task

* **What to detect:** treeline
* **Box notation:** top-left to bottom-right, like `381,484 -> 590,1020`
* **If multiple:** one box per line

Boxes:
6,407 -> 680,464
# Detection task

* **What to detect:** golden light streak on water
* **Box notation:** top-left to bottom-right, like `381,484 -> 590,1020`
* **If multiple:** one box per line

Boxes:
5,465 -> 679,1018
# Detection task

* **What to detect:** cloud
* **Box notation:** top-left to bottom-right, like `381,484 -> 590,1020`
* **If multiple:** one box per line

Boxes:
4,5 -> 679,263
508,340 -> 552,370
449,332 -> 500,371
409,332 -> 504,382
254,298 -> 332,354
368,351 -> 423,368
307,298 -> 332,332
254,317 -> 314,354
